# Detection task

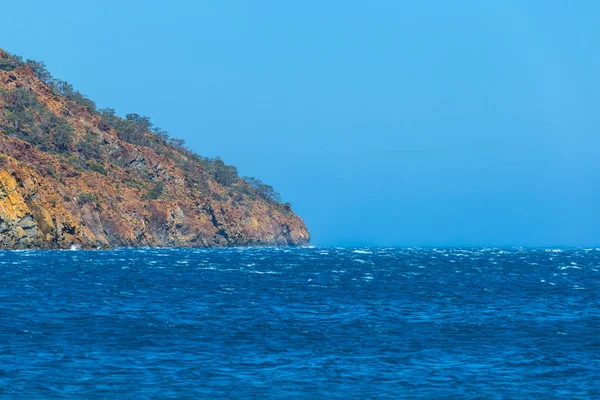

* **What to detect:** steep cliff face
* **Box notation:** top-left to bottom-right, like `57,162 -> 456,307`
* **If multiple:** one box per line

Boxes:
0,49 -> 309,249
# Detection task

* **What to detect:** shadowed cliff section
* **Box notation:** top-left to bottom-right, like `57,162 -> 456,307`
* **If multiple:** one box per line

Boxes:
0,49 -> 309,249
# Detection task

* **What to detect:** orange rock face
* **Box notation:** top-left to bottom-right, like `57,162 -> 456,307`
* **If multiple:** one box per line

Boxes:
0,49 -> 310,249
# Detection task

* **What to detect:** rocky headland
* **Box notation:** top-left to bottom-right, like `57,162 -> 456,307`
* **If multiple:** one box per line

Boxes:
0,49 -> 309,249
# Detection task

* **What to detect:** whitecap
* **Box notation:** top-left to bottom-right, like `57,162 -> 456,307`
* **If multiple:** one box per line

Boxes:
248,270 -> 280,275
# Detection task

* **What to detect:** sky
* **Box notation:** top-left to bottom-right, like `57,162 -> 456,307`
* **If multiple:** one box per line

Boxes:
1,1 -> 599,247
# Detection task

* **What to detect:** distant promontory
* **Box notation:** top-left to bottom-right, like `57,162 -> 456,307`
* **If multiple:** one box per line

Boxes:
0,49 -> 309,249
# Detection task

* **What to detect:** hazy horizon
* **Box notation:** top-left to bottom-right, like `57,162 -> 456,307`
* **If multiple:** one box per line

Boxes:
2,0 -> 599,247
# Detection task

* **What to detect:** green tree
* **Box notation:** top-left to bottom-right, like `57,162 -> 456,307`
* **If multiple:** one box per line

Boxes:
49,79 -> 96,113
245,177 -> 282,203
0,53 -> 24,71
126,113 -> 152,131
211,158 -> 239,186
26,59 -> 53,84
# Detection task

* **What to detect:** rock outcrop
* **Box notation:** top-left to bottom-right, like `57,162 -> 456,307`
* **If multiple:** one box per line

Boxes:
0,49 -> 309,249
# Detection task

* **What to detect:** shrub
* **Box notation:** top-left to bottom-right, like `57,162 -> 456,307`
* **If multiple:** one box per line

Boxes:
52,79 -> 74,98
77,131 -> 102,160
78,192 -> 97,205
2,87 -> 38,110
168,137 -> 185,148
23,58 -> 97,113
87,161 -> 107,175
1,88 -> 37,133
70,92 -> 97,113
65,155 -> 82,169
99,111 -> 161,148
1,87 -> 74,153
0,53 -> 24,71
143,181 -> 165,200
49,116 -> 74,153
47,164 -> 57,177
51,79 -> 96,113
123,178 -> 146,191
153,127 -> 170,142
182,160 -> 203,184
98,109 -> 183,157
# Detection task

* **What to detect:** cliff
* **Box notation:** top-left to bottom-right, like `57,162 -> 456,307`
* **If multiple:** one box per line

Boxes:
0,49 -> 309,249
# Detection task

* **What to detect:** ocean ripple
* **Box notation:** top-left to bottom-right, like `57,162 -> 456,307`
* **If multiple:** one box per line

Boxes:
0,247 -> 598,398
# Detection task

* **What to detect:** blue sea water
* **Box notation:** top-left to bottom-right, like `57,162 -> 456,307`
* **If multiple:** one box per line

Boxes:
0,247 -> 598,399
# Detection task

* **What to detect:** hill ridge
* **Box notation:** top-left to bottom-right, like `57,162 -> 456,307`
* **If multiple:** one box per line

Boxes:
0,48 -> 309,249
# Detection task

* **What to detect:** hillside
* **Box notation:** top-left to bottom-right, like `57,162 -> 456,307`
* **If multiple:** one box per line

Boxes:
0,49 -> 309,249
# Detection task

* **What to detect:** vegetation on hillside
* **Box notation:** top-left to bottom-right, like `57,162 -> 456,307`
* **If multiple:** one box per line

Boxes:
0,50 -> 288,209
0,87 -> 74,153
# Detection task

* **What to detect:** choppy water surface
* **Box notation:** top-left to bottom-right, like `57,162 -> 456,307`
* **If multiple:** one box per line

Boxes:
0,247 -> 599,398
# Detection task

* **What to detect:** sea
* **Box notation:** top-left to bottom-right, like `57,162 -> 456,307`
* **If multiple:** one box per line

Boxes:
0,247 -> 598,398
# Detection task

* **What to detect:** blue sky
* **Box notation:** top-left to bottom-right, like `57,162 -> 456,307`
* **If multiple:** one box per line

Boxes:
2,1 -> 599,246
